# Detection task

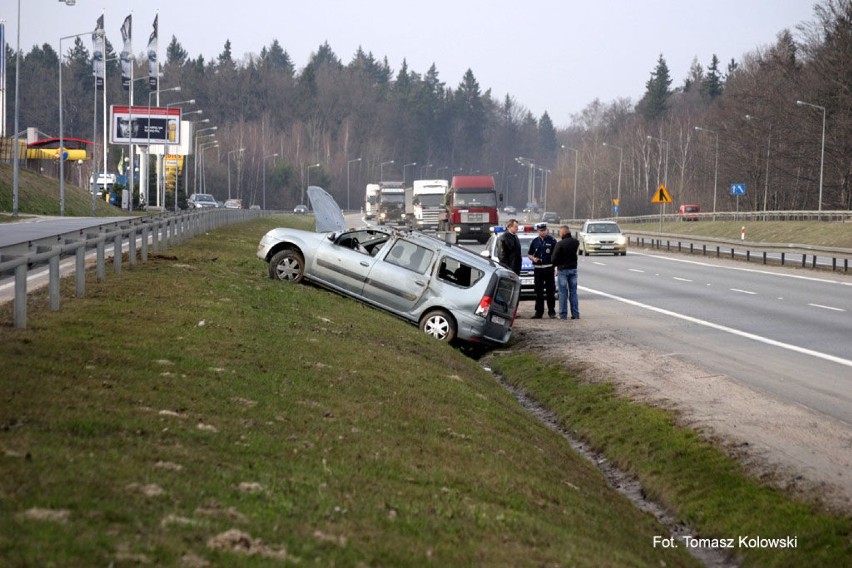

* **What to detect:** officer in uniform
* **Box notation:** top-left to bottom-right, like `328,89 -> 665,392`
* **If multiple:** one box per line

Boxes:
527,222 -> 557,318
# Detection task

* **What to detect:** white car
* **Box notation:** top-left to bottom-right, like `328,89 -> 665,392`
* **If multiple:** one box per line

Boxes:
258,187 -> 521,345
578,220 -> 627,256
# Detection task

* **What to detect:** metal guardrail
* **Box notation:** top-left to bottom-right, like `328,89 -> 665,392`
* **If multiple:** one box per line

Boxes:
0,208 -> 275,329
616,210 -> 852,224
626,230 -> 852,273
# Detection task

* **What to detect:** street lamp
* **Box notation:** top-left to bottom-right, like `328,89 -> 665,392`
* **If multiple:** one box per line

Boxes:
602,143 -> 623,217
165,99 -> 196,211
745,115 -> 772,214
193,125 -> 217,194
58,28 -> 92,216
435,166 -> 448,178
262,153 -> 278,210
227,148 -> 244,200
796,100 -> 826,213
305,163 -> 321,207
693,127 -> 718,218
515,157 -> 535,206
402,162 -> 417,185
347,157 -> 362,210
561,145 -> 579,220
419,163 -> 433,178
380,160 -> 395,181
146,85 -> 181,208
199,142 -> 218,194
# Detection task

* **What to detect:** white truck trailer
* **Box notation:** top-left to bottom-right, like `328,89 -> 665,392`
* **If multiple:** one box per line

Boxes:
404,179 -> 449,230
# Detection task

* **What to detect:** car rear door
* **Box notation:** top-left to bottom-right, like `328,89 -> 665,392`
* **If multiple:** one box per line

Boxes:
362,239 -> 435,314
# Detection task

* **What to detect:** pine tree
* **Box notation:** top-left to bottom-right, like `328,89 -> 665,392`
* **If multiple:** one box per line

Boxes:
638,54 -> 672,121
217,40 -> 235,70
538,111 -> 558,155
166,36 -> 188,66
701,54 -> 723,99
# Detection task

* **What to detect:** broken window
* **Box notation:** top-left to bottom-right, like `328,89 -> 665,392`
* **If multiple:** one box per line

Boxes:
384,240 -> 434,274
437,257 -> 483,288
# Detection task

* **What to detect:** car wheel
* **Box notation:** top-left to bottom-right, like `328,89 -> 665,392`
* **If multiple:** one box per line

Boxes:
269,249 -> 305,283
420,310 -> 456,342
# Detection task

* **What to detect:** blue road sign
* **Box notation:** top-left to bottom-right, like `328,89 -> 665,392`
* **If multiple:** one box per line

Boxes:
730,183 -> 746,195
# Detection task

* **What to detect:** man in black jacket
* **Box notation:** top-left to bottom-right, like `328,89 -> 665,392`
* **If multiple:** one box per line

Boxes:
496,219 -> 522,275
551,225 -> 580,320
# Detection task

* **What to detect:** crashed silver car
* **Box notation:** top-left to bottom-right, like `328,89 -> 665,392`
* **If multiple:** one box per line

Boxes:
257,186 -> 521,345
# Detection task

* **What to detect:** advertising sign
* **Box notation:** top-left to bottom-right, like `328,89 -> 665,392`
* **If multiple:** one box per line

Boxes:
110,105 -> 181,145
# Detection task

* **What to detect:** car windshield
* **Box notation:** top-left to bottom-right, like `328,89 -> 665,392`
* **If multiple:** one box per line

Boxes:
588,223 -> 621,234
417,194 -> 444,207
195,195 -> 215,203
455,192 -> 496,207
382,193 -> 404,204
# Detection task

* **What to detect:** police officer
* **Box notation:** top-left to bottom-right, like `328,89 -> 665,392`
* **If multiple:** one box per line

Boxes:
527,222 -> 557,318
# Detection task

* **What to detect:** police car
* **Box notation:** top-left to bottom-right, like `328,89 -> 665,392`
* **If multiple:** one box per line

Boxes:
481,224 -> 557,299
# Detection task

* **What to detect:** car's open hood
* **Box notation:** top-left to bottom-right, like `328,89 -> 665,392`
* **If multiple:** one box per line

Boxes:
308,186 -> 347,233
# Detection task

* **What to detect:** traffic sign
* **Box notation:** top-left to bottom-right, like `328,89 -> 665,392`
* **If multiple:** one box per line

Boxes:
730,183 -> 746,195
651,184 -> 672,204
612,198 -> 620,206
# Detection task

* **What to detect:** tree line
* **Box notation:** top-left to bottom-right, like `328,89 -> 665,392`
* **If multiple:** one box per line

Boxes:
3,0 -> 849,216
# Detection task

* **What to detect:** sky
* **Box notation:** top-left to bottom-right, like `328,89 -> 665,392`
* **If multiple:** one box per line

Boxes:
7,0 -> 819,128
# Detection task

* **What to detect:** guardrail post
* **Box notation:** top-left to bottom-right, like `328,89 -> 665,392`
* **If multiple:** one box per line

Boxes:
832,257 -> 836,271
76,245 -> 85,298
129,229 -> 136,266
801,254 -> 806,268
96,238 -> 106,282
14,263 -> 27,329
762,252 -> 767,265
113,235 -> 122,273
152,222 -> 159,254
781,252 -> 785,266
812,256 -> 817,269
49,252 -> 60,311
141,226 -> 149,262
746,250 -> 750,262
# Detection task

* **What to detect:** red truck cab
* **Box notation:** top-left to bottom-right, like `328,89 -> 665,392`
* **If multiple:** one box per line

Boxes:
438,175 -> 501,243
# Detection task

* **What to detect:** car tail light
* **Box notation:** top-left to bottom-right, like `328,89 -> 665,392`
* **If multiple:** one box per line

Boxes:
475,295 -> 492,318
511,303 -> 518,326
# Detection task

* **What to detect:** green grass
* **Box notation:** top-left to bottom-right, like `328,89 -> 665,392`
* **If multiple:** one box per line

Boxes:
0,216 -> 701,566
490,354 -> 852,567
0,162 -> 133,217
625,220 -> 852,248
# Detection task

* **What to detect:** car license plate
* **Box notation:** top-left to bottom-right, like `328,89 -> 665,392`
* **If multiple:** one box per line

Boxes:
491,314 -> 506,325
521,277 -> 534,286
600,245 -> 614,249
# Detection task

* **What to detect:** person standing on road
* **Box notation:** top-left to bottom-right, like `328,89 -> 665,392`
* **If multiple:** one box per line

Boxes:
528,222 -> 557,319
496,218 -> 522,275
551,225 -> 580,320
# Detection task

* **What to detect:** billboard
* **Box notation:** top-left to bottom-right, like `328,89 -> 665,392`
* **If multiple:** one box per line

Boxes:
110,105 -> 181,145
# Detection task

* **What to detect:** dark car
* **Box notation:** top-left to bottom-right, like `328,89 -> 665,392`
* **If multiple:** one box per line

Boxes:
541,211 -> 560,224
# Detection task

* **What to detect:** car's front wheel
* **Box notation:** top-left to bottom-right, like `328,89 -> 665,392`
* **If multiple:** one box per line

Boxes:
420,310 -> 456,342
269,249 -> 305,283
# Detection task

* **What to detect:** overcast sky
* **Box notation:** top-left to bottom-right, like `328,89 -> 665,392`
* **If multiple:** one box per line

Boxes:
11,0 -> 818,128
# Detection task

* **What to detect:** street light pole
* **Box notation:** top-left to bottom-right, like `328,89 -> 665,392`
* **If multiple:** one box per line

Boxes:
745,115 -> 772,215
227,148 -> 244,200
347,157 -> 362,211
796,100 -> 826,213
419,163 -> 433,178
263,153 -> 278,210
380,160 -> 394,181
402,162 -> 417,186
193,125 -> 216,195
693,127 -> 718,219
199,142 -> 218,194
602,143 -> 623,217
58,29 -> 92,216
561,146 -> 579,220
147,85 -> 181,208
165,99 -> 195,212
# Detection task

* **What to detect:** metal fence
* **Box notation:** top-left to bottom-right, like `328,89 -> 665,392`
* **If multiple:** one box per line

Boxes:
0,209 -> 275,329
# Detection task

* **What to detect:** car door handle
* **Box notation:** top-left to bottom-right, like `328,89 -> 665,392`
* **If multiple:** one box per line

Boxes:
360,261 -> 370,267
414,280 -> 426,287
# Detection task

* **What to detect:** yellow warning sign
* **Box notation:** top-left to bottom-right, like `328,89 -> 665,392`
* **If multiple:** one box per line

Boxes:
612,198 -> 620,206
651,184 -> 672,204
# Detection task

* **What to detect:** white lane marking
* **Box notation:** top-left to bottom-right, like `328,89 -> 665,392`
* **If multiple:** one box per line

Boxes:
730,288 -> 757,295
579,285 -> 852,369
809,303 -> 846,312
630,251 -> 852,286
628,268 -> 645,273
593,261 -> 607,266
673,277 -> 692,282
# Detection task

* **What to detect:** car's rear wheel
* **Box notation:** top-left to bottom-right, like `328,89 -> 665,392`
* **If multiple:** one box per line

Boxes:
420,310 -> 456,342
269,249 -> 305,283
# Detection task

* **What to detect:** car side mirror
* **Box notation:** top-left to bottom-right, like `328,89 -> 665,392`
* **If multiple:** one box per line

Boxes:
327,233 -> 337,242
479,250 -> 491,258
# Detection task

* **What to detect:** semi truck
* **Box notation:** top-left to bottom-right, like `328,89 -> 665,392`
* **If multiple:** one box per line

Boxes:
404,179 -> 449,230
438,175 -> 501,243
377,181 -> 406,225
364,184 -> 380,219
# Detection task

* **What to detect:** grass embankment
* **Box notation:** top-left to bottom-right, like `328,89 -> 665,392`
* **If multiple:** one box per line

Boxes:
490,354 -> 852,567
626,220 -> 852,249
0,216 -> 701,566
0,162 -> 128,218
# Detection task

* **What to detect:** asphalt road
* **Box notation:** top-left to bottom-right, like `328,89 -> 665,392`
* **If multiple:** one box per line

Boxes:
576,250 -> 852,425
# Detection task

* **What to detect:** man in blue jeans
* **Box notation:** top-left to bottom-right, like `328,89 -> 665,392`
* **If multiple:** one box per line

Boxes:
551,225 -> 580,320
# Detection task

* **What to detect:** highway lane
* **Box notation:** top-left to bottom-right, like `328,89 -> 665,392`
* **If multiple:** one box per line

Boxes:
578,250 -> 852,425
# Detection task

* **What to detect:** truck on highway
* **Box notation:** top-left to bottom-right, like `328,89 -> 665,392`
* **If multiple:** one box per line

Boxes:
404,179 -> 449,231
438,175 -> 501,243
376,181 -> 406,225
364,184 -> 380,219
